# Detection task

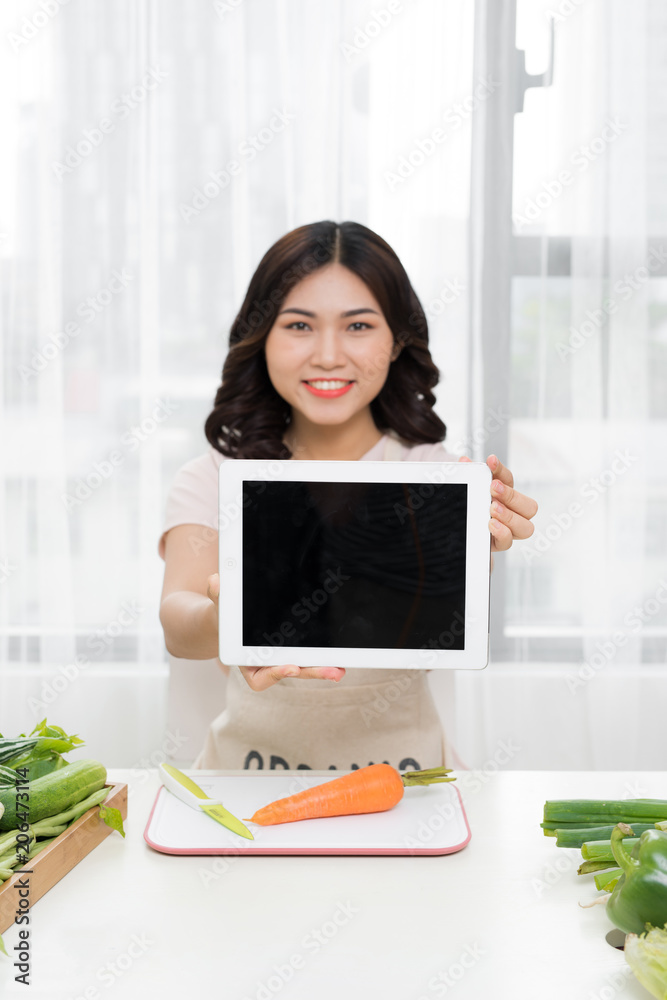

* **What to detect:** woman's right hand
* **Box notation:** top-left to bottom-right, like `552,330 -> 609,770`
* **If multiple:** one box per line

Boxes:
239,662 -> 346,692
207,572 -> 346,692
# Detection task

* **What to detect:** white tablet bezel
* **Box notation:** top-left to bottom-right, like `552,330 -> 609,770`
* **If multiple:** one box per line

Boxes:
218,459 -> 491,670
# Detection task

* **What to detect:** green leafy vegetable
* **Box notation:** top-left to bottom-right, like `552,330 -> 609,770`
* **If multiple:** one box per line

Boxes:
99,803 -> 126,838
625,923 -> 667,999
0,719 -> 84,773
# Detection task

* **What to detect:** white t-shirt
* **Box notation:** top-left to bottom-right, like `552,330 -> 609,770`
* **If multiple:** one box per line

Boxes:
158,430 -> 460,771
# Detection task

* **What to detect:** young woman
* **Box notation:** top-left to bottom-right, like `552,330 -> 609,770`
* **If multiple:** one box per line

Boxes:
158,221 -> 538,772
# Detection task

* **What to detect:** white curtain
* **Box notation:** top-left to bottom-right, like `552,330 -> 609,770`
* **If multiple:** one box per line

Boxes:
0,0 -> 475,764
1,0 -> 663,769
440,0 -> 667,771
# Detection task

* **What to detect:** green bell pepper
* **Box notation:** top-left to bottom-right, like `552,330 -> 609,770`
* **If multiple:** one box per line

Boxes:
607,823 -> 667,936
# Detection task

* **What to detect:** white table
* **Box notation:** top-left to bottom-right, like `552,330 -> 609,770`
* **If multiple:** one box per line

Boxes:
0,769 -> 660,1000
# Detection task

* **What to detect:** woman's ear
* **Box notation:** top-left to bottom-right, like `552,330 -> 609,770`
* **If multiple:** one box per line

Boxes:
390,341 -> 401,362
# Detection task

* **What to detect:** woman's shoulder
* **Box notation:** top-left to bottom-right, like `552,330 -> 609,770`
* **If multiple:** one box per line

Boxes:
163,447 -> 222,503
173,446 -> 223,480
388,430 -> 459,463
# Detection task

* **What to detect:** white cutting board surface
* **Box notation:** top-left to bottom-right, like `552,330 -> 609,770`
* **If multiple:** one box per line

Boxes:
144,769 -> 470,856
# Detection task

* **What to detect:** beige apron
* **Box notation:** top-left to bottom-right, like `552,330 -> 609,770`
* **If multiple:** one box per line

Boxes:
193,433 -> 446,771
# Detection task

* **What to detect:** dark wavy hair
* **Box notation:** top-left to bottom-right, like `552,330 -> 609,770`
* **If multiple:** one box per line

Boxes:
205,220 -> 447,459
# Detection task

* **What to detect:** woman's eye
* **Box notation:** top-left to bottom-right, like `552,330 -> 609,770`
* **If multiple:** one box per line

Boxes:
284,321 -> 371,332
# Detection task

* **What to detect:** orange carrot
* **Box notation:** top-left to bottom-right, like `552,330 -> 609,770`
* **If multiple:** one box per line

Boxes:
245,764 -> 455,826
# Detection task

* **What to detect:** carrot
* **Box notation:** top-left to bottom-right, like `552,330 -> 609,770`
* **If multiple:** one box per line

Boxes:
245,764 -> 455,826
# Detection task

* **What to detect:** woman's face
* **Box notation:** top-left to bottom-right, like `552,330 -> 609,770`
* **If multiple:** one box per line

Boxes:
264,263 -> 398,430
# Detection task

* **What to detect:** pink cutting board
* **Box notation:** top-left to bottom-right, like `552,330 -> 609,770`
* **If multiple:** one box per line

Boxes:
143,769 -> 470,856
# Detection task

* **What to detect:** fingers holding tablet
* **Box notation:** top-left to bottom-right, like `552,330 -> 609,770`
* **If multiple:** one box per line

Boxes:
206,572 -> 220,607
238,664 -> 346,691
489,498 -> 536,539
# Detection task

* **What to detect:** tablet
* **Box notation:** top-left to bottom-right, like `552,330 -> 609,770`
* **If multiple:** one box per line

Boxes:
218,459 -> 491,670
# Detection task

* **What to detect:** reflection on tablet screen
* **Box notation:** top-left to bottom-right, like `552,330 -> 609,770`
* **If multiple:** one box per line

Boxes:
242,481 -> 467,650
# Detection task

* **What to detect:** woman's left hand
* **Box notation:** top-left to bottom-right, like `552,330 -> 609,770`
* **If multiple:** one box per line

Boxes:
459,453 -> 538,552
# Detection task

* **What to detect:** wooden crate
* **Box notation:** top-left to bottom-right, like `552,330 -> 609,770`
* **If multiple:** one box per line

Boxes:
0,782 -> 127,935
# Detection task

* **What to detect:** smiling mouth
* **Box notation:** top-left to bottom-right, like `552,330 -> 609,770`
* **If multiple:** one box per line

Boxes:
303,380 -> 354,390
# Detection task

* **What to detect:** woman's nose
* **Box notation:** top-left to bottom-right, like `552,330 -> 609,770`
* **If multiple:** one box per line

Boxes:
309,330 -> 347,367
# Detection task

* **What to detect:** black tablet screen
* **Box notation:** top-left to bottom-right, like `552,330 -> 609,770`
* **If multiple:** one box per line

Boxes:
241,480 -> 467,651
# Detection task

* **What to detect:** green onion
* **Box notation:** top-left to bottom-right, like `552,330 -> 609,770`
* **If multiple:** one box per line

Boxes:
578,860 -> 618,875
582,837 -> 639,863
544,800 -> 667,824
594,868 -> 622,892
555,823 -> 656,848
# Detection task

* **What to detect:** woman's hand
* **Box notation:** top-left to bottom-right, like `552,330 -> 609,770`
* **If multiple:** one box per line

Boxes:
459,454 -> 538,552
238,663 -> 346,692
207,572 -> 346,691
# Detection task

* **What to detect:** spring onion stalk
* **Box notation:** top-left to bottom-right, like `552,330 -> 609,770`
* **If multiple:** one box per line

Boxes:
544,800 -> 667,824
578,860 -> 619,875
594,868 -> 623,892
582,837 -> 639,862
555,823 -> 656,848
543,816 -> 667,833
624,924 -> 667,1000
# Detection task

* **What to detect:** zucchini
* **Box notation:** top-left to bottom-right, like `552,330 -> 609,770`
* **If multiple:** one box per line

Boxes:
0,759 -> 107,831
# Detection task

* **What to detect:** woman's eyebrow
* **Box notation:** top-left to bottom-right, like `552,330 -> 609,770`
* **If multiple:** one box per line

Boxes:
278,307 -> 380,317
